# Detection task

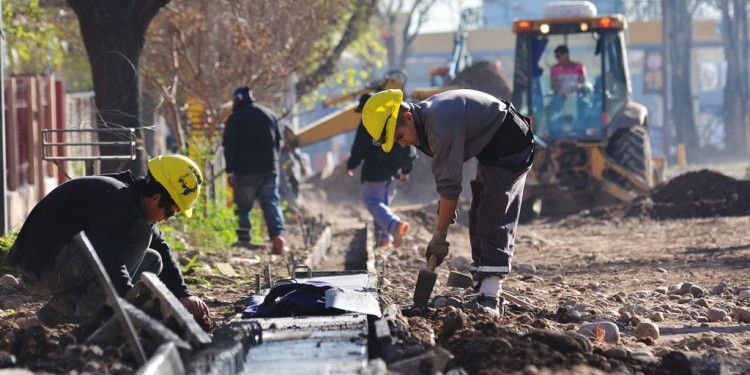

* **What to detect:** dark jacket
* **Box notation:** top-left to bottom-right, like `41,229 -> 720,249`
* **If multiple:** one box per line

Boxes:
223,99 -> 281,175
346,121 -> 417,183
7,171 -> 191,298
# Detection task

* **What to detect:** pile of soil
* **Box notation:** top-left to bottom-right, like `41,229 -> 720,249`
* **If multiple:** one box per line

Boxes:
584,169 -> 750,221
450,60 -> 513,100
630,169 -> 750,219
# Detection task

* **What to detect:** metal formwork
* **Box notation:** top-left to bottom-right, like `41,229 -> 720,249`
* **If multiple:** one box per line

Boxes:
189,271 -> 380,375
241,314 -> 369,374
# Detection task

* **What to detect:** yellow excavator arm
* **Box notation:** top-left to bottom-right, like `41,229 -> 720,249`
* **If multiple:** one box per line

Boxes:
293,70 -> 467,148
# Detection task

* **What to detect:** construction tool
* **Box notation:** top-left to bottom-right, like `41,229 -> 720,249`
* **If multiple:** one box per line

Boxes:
412,256 -> 438,309
446,270 -> 473,288
446,270 -> 537,309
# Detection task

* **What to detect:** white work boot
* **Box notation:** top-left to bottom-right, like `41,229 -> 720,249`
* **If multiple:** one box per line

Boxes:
467,276 -> 504,320
467,295 -> 504,320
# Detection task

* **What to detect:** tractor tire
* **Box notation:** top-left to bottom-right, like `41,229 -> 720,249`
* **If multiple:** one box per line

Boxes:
605,125 -> 653,187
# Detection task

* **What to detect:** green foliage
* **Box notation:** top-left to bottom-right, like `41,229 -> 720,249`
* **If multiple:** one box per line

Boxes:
183,275 -> 211,287
2,0 -> 64,74
181,254 -> 200,274
299,30 -> 387,111
1,1 -> 92,87
161,193 -> 237,252
0,231 -> 19,276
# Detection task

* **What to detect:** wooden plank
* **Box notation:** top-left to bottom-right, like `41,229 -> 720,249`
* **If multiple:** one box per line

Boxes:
214,262 -> 239,277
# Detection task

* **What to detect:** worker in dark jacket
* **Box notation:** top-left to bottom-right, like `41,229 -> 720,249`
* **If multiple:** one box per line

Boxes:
7,154 -> 210,326
346,93 -> 416,248
362,89 -> 535,320
222,86 -> 286,254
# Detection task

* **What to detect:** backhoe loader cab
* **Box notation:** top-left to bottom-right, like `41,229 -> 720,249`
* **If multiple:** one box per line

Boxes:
512,1 -> 660,217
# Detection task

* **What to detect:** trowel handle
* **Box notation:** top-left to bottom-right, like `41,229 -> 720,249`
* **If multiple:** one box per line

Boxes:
426,255 -> 438,272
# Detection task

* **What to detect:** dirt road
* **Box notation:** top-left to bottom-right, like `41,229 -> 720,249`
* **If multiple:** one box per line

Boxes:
1,168 -> 749,374
320,168 -> 750,374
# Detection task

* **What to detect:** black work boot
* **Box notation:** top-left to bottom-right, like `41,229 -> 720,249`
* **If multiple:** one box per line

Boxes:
233,229 -> 261,249
467,295 -> 505,320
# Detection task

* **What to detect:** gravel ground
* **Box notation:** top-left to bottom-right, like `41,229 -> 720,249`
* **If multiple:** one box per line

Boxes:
1,168 -> 749,374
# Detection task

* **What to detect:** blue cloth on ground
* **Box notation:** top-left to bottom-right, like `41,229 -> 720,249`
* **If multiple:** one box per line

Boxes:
242,280 -> 346,318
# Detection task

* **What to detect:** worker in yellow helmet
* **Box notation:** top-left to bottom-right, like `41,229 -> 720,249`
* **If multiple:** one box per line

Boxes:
361,89 -> 535,320
7,154 -> 210,327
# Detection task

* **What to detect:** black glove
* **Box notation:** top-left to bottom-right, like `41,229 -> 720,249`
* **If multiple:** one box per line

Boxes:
425,229 -> 450,267
436,200 -> 457,225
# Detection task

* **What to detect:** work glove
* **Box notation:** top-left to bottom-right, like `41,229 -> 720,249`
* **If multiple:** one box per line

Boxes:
425,229 -> 450,268
436,200 -> 458,225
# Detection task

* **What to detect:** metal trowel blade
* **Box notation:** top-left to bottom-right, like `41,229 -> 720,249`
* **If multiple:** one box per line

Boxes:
446,271 -> 473,288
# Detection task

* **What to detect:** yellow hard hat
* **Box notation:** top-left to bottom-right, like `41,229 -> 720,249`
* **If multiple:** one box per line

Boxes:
147,154 -> 203,218
361,89 -> 403,152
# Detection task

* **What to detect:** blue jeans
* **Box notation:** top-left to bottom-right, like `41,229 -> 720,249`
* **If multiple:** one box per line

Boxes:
361,180 -> 400,243
234,173 -> 285,239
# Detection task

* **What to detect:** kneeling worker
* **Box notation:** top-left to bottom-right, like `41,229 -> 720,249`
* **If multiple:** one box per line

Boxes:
7,154 -> 210,326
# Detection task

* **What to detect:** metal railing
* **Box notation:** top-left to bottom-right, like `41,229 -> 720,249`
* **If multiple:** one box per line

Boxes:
41,127 -> 138,161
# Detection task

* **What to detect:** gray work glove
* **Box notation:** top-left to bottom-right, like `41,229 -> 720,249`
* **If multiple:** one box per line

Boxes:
436,200 -> 458,224
425,229 -> 450,268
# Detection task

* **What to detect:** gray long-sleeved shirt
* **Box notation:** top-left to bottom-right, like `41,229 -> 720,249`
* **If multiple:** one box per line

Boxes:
410,89 -> 530,199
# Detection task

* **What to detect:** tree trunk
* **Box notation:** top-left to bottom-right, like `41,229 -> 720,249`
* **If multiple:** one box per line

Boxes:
67,0 -> 169,174
720,0 -> 749,156
668,0 -> 700,163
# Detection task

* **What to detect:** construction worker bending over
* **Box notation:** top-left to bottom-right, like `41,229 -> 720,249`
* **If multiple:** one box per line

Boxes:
346,92 -> 416,248
361,89 -> 535,319
7,154 -> 210,326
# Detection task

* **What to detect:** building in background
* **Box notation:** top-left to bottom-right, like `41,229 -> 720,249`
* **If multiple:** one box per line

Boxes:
482,0 -> 619,28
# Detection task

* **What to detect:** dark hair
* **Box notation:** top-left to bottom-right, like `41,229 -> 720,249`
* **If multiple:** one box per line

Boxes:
554,45 -> 569,55
139,172 -> 176,210
395,102 -> 410,128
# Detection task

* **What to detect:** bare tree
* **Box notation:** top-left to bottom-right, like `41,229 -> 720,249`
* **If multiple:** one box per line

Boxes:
66,0 -> 169,174
379,0 -> 439,70
141,0 -> 377,150
718,0 -> 749,156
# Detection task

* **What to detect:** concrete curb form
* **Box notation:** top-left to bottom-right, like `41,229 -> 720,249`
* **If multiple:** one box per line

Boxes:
364,222 -> 378,274
303,226 -> 332,270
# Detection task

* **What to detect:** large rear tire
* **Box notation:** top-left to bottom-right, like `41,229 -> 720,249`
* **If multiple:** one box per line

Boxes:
605,125 -> 653,187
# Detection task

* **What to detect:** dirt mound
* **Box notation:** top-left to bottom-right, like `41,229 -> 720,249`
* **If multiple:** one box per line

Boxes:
577,169 -> 750,222
449,60 -> 513,100
627,169 -> 750,220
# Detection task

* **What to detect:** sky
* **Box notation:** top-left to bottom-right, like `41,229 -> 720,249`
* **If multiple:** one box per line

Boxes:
418,0 -> 483,34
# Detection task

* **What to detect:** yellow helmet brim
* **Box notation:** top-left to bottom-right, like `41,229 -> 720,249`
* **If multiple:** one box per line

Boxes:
361,89 -> 403,153
380,108 -> 398,153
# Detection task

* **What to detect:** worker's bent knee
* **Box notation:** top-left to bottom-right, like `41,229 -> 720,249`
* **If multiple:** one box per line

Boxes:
132,248 -> 163,281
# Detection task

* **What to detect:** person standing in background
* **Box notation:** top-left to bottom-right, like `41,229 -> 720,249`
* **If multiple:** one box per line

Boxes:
346,93 -> 415,248
222,86 -> 287,255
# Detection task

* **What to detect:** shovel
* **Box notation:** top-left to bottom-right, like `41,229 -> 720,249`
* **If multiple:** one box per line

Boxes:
446,270 -> 537,309
412,255 -> 438,309
447,270 -> 473,288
